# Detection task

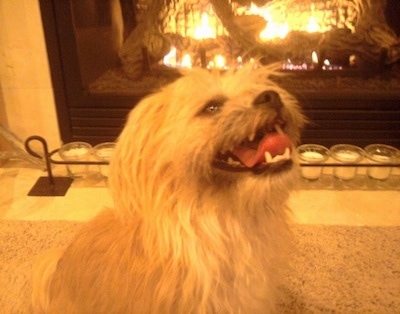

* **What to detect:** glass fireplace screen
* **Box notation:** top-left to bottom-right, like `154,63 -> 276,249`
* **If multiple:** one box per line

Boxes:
70,0 -> 400,95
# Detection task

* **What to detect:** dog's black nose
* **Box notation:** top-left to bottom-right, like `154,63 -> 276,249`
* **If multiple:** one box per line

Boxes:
252,90 -> 283,111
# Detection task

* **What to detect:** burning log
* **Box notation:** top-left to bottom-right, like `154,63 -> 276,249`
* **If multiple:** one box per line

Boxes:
211,0 -> 282,61
319,0 -> 400,66
354,0 -> 400,64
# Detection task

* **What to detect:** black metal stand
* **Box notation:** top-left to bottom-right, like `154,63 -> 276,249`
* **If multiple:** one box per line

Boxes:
25,136 -> 74,196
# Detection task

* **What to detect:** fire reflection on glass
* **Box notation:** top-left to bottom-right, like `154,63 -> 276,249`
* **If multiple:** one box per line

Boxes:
74,0 -> 399,93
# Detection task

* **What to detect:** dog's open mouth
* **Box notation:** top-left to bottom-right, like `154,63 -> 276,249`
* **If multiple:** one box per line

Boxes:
213,124 -> 293,173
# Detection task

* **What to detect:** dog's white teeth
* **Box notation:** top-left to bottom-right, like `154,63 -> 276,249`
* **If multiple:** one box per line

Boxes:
283,147 -> 291,159
227,157 -> 242,166
265,152 -> 273,163
264,147 -> 291,164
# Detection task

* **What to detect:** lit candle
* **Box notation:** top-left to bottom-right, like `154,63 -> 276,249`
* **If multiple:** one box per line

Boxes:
95,148 -> 113,177
298,145 -> 330,181
62,147 -> 90,158
93,142 -> 115,178
368,154 -> 391,180
59,142 -> 92,178
365,144 -> 399,181
332,150 -> 361,180
300,151 -> 325,180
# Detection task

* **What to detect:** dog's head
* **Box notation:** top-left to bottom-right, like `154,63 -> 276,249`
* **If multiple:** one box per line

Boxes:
110,64 -> 305,211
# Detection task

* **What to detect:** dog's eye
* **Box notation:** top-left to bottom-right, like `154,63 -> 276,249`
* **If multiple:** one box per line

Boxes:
200,97 -> 227,115
205,102 -> 220,114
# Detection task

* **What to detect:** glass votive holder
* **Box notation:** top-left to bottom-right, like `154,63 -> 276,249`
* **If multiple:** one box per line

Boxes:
93,142 -> 116,177
58,142 -> 92,178
364,144 -> 399,180
297,144 -> 330,180
330,144 -> 364,180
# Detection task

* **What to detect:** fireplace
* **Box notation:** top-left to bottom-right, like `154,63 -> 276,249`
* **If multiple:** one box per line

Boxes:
39,0 -> 400,147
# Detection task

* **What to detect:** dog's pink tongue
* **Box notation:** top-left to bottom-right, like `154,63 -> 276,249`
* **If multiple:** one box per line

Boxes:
232,133 -> 292,168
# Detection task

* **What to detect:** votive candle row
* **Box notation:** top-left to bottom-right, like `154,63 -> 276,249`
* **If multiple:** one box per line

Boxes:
298,144 -> 399,181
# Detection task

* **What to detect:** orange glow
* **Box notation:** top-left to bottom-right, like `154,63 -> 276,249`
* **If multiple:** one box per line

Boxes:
312,51 -> 319,64
181,54 -> 192,68
194,13 -> 216,40
250,2 -> 331,40
260,21 -> 289,40
163,2 -> 352,42
307,4 -> 320,33
163,47 -> 177,67
163,47 -> 192,68
307,16 -> 320,33
214,54 -> 226,69
162,2 -> 349,70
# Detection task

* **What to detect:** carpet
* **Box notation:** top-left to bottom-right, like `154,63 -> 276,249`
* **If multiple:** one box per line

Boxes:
0,220 -> 399,313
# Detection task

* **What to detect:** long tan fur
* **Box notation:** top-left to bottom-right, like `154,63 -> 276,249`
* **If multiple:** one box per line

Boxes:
32,64 -> 305,313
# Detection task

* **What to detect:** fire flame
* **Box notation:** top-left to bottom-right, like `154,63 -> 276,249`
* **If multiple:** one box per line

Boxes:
260,21 -> 289,40
163,47 -> 192,68
194,12 -> 216,40
181,54 -> 192,68
163,47 -> 177,67
249,2 -> 327,40
213,54 -> 226,69
162,2 -> 345,70
307,16 -> 320,33
312,51 -> 319,64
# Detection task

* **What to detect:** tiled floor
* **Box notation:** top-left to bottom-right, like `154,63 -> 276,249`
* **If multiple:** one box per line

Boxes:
1,158 -> 399,226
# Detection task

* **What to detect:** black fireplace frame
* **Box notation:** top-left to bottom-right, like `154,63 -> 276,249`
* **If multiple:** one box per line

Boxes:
39,0 -> 400,147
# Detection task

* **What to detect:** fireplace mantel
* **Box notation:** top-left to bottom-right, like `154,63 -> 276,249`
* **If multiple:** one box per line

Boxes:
39,0 -> 400,148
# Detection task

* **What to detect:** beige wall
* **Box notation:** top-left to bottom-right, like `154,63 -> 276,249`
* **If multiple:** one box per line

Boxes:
0,0 -> 61,150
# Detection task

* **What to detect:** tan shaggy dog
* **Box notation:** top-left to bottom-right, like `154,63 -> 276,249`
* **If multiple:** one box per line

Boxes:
32,64 -> 305,313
